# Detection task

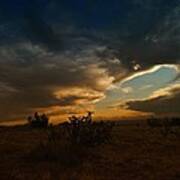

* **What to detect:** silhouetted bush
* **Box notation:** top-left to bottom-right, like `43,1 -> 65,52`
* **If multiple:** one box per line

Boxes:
27,112 -> 49,128
45,112 -> 113,147
62,112 -> 114,146
147,117 -> 180,128
147,118 -> 162,128
170,117 -> 180,126
147,117 -> 180,137
29,112 -> 114,165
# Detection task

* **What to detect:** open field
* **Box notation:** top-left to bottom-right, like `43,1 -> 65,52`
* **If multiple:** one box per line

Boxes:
0,122 -> 179,180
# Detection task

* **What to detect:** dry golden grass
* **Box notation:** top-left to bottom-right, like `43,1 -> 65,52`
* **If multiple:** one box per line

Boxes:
0,122 -> 179,180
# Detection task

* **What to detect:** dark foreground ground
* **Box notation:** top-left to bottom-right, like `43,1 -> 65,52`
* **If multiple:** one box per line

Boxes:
0,122 -> 179,180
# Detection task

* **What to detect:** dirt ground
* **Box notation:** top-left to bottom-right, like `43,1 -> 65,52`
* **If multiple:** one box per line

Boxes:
0,123 -> 179,180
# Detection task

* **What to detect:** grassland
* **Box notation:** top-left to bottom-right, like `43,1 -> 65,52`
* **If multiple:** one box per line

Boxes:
0,122 -> 179,180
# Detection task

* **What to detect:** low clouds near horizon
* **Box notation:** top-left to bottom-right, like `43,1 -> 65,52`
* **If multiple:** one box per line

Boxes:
125,84 -> 180,116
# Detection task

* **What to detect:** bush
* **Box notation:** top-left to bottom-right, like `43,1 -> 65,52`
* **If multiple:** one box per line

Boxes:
62,113 -> 114,146
29,113 -> 114,165
27,112 -> 49,128
170,117 -> 180,126
147,118 -> 162,128
147,117 -> 180,137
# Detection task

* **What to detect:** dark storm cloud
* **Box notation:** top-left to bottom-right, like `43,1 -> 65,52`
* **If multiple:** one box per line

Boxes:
43,0 -> 180,67
125,85 -> 180,115
0,44 -> 115,121
24,0 -> 63,51
0,0 -> 180,66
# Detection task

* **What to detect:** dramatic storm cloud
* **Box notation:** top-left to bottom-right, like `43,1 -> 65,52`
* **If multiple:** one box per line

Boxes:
125,84 -> 180,116
0,0 -> 180,123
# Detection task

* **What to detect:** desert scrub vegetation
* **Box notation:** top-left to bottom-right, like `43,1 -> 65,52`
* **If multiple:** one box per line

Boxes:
1,118 -> 179,179
27,112 -> 49,128
28,112 -> 114,166
147,117 -> 180,137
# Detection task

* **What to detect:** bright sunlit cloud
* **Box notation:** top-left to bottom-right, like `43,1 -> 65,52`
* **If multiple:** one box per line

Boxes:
96,64 -> 180,114
120,64 -> 179,85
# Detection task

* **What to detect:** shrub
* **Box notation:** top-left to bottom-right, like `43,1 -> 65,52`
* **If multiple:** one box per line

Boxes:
62,113 -> 114,146
147,118 -> 162,128
170,117 -> 180,126
27,112 -> 49,128
29,112 -> 114,165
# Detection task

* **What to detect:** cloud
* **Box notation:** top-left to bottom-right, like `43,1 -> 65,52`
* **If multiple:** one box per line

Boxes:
0,1 -> 180,123
99,64 -> 180,117
121,87 -> 133,94
1,0 -> 180,68
0,82 -> 18,96
120,64 -> 179,85
0,42 -> 123,122
54,87 -> 105,105
125,84 -> 180,115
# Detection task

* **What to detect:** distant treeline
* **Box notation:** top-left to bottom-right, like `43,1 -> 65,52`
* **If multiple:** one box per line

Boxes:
147,117 -> 180,127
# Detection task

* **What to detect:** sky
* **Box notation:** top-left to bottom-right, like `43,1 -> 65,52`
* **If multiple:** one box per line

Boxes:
0,0 -> 180,124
